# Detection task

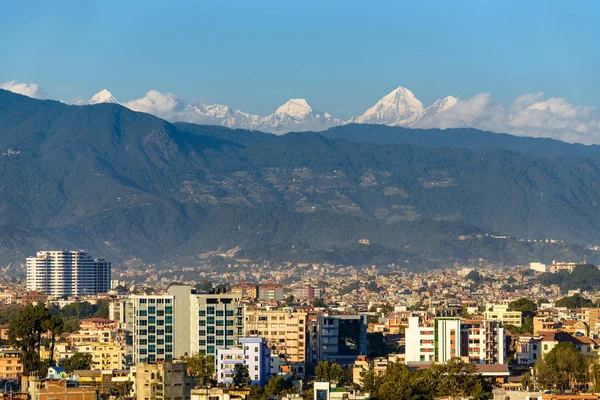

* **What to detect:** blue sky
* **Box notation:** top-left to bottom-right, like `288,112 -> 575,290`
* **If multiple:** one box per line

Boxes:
1,0 -> 599,119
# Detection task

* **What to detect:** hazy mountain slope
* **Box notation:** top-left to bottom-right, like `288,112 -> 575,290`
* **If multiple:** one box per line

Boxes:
321,124 -> 600,159
1,89 -> 600,268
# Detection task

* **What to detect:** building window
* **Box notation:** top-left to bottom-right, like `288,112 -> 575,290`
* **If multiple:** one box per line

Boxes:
207,307 -> 215,315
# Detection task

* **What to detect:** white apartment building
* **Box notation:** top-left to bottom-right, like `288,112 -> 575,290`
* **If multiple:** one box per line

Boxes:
405,317 -> 505,364
216,337 -> 270,386
26,250 -> 111,296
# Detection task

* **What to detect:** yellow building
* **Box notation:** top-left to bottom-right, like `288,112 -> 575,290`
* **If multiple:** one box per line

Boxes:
0,350 -> 23,378
244,308 -> 307,363
76,342 -> 124,371
484,307 -> 522,327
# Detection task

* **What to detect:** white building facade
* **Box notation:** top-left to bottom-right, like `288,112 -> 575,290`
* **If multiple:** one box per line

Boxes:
26,250 -> 111,296
216,337 -> 270,386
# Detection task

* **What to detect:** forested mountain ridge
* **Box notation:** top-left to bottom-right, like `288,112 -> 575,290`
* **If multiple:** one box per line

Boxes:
0,89 -> 599,269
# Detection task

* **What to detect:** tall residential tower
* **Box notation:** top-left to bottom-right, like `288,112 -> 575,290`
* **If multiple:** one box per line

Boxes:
26,250 -> 111,297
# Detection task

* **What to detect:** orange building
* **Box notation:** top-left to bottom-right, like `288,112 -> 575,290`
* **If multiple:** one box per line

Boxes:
0,350 -> 23,378
29,379 -> 97,400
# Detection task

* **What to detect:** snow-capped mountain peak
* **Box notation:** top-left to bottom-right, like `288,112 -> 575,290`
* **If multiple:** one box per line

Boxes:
88,89 -> 119,105
275,99 -> 313,118
410,96 -> 459,127
350,86 -> 425,126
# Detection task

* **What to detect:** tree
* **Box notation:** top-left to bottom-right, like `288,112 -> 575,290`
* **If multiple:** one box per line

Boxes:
42,315 -> 64,366
508,298 -> 537,312
373,363 -> 417,399
232,363 -> 250,387
314,361 -> 345,386
194,280 -> 213,293
311,298 -> 326,308
183,353 -> 215,386
264,376 -> 291,397
555,293 -> 593,309
534,342 -> 589,393
60,353 -> 93,372
8,305 -> 52,375
430,358 -> 488,398
466,270 -> 482,284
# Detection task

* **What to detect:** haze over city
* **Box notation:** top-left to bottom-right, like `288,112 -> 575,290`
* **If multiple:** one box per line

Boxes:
2,1 -> 600,400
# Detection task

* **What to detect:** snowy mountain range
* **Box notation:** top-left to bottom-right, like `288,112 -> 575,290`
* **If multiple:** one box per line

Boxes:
79,86 -> 459,134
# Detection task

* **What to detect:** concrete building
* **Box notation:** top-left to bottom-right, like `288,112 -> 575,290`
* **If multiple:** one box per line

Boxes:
135,360 -> 193,400
216,337 -> 270,386
26,251 -> 111,297
127,293 -> 175,363
257,284 -> 284,301
244,308 -> 307,363
76,342 -> 124,371
515,335 -> 542,365
125,286 -> 243,363
405,317 -> 505,364
310,314 -> 367,366
529,262 -> 548,273
230,283 -> 258,300
293,286 -> 315,300
0,349 -> 23,378
485,305 -> 522,327
27,367 -> 97,400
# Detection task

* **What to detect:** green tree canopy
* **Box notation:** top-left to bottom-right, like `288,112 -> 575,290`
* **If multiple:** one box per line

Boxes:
314,361 -> 345,386
360,358 -> 490,400
183,353 -> 215,386
264,376 -> 292,397
232,363 -> 250,387
8,305 -> 53,375
508,298 -> 537,312
555,293 -> 593,309
59,353 -> 93,372
535,342 -> 589,393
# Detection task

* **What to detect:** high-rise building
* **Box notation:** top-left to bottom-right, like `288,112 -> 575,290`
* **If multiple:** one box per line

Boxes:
309,314 -> 367,366
124,286 -> 244,364
26,251 -> 111,297
244,308 -> 307,363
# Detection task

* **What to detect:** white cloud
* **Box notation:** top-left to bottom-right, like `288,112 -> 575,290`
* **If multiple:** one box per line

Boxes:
415,93 -> 600,145
122,90 -> 183,115
0,80 -> 46,99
